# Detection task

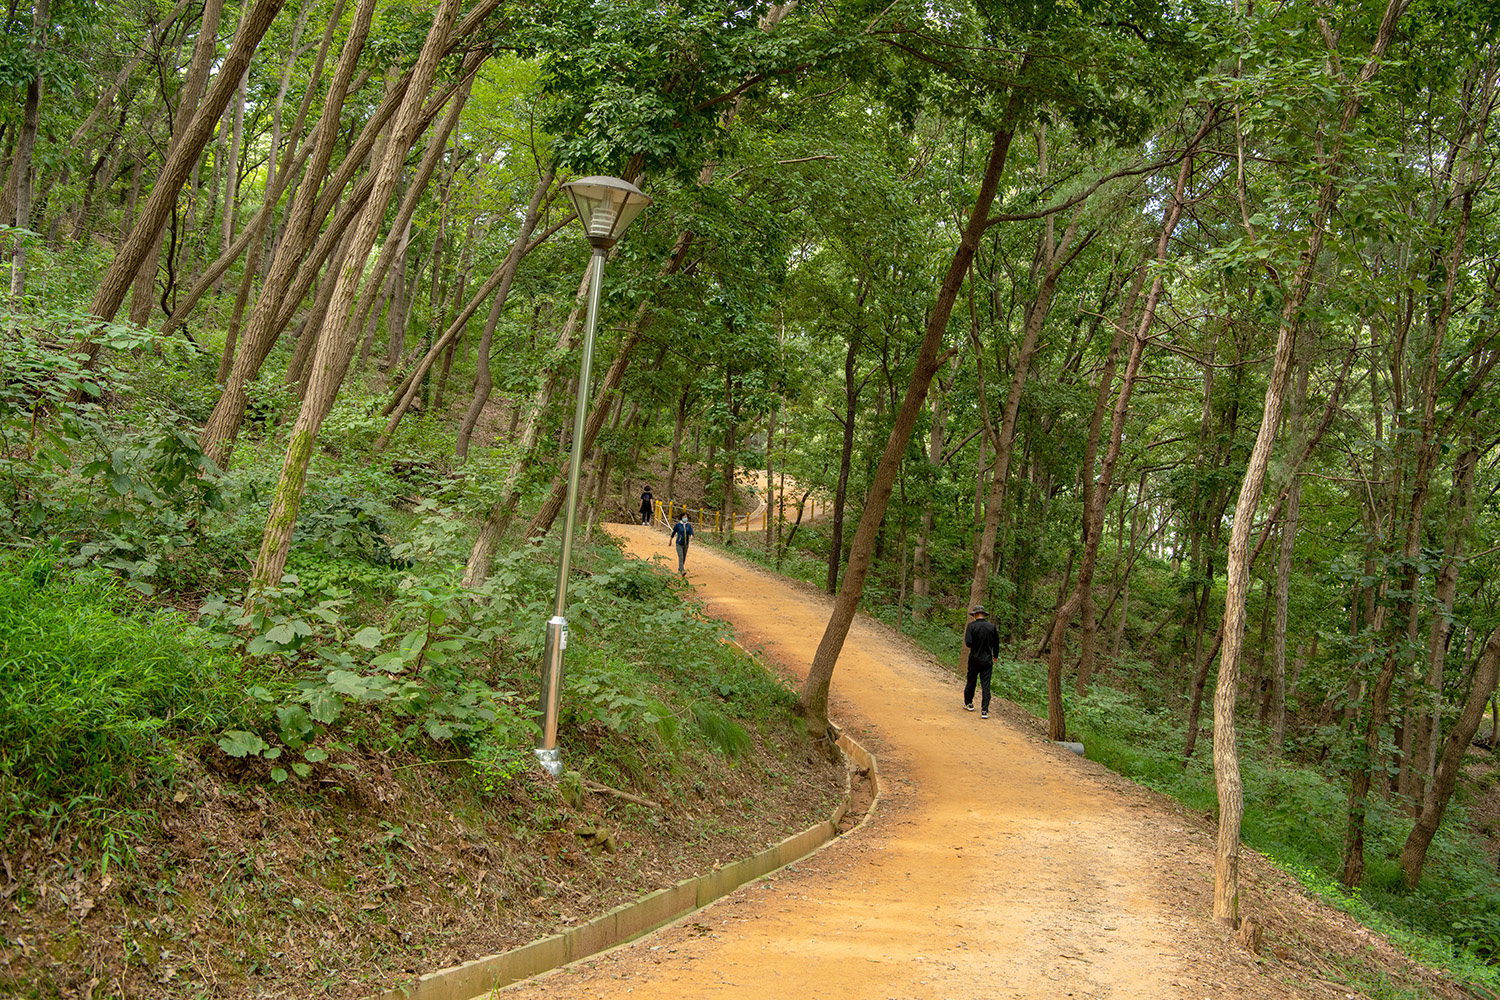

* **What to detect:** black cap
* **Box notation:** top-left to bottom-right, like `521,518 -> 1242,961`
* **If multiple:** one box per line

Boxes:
971,607 -> 987,615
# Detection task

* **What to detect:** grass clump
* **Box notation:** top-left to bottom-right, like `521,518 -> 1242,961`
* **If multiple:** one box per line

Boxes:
0,549 -> 251,831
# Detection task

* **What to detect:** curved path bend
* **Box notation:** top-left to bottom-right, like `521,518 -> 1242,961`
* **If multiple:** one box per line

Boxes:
504,525 -> 1337,999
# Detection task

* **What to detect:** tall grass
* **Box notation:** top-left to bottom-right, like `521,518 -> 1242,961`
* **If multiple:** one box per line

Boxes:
0,550 -> 249,829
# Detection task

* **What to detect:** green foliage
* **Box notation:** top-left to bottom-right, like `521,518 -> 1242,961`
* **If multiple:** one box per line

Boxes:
0,313 -> 147,533
1055,678 -> 1500,992
0,552 -> 253,835
292,495 -> 406,566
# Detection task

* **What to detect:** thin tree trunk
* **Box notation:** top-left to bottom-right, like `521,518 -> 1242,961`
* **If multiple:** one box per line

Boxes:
1414,444 -> 1479,811
128,0 -> 226,328
827,333 -> 860,593
83,0 -> 283,333
464,227 -> 694,584
912,356 -> 958,619
1047,113 -> 1212,737
1401,630 -> 1500,887
1218,0 -> 1406,924
966,181 -> 1089,646
1270,364 -> 1309,753
667,386 -> 688,498
396,163 -> 558,457
198,0 -> 498,460
218,65 -> 248,290
6,0 -> 46,314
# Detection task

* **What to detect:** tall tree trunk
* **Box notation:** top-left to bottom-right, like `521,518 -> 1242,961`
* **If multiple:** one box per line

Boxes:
170,0 -> 327,342
965,177 -> 1089,646
1270,363 -> 1309,753
912,356 -> 958,619
1217,0 -> 1406,924
128,0 -> 226,328
197,0 -> 498,460
218,65 -> 249,292
463,227 -> 694,584
1047,113 -> 1212,738
1400,630 -> 1500,888
667,385 -> 688,498
722,367 -> 738,545
6,0 -> 47,314
827,332 -> 860,593
449,164 -> 561,460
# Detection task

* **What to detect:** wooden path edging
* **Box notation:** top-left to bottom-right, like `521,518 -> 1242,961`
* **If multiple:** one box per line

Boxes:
369,728 -> 878,1000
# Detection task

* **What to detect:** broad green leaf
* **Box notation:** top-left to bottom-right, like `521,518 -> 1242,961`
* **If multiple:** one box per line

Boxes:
218,730 -> 269,758
351,626 -> 385,650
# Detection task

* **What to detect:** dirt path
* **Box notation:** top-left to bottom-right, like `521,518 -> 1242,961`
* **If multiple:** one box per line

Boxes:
499,525 -> 1447,999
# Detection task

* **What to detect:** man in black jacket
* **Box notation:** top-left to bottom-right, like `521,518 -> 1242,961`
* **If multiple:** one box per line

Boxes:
963,606 -> 1000,719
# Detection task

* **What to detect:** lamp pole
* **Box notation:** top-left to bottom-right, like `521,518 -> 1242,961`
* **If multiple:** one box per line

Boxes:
536,176 -> 651,777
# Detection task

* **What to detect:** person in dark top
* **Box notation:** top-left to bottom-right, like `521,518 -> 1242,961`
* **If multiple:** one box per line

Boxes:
669,513 -> 694,574
639,487 -> 654,525
963,606 -> 1001,719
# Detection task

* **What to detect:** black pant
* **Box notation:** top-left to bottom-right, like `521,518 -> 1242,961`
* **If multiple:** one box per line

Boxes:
965,660 -> 993,711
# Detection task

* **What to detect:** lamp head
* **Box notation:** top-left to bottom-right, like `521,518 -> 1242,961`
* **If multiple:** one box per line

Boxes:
562,176 -> 652,250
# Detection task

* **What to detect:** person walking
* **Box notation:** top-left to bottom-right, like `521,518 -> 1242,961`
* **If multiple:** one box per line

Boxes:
669,513 -> 694,574
963,606 -> 1000,719
639,487 -> 654,525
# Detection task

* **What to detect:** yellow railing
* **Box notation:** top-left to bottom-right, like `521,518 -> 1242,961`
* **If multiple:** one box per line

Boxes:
649,494 -> 825,533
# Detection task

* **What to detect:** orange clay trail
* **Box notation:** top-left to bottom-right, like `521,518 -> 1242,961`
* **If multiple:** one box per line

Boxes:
500,524 -> 1326,999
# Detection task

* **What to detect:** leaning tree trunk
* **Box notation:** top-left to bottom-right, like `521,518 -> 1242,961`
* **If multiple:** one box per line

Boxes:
198,0 -> 499,462
964,170 -> 1088,650
128,0 -> 224,328
798,69 -> 1029,728
171,0 -> 335,345
450,164 -> 559,461
83,0 -> 282,334
1045,114 -> 1210,739
378,163 -> 564,450
249,0 -> 467,592
1402,629 -> 1500,887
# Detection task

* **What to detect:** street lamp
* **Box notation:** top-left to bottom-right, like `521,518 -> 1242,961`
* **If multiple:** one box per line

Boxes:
535,175 -> 652,777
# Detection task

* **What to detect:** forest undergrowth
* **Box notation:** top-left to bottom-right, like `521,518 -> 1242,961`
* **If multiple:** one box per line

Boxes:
0,357 -> 848,1000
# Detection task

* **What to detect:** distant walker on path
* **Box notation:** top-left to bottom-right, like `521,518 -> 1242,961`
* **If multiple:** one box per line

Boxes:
669,513 -> 694,574
639,487 -> 654,525
963,606 -> 1000,719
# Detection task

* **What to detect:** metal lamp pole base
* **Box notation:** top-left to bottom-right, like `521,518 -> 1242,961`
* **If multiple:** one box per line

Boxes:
535,615 -> 568,776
